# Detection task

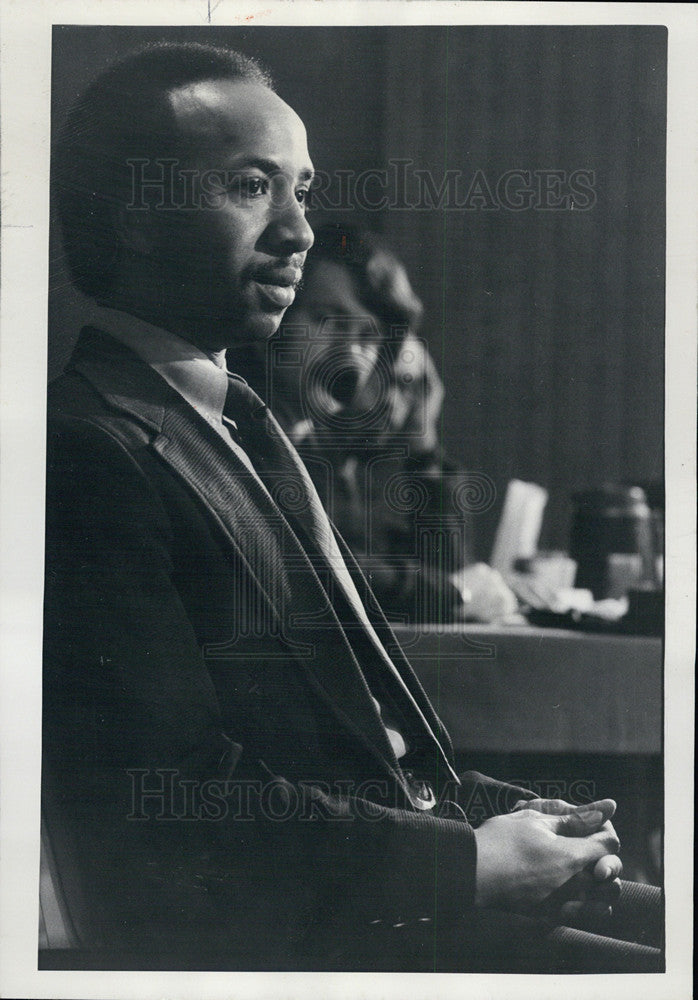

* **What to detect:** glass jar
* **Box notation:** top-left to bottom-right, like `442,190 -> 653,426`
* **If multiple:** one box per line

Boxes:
570,485 -> 658,599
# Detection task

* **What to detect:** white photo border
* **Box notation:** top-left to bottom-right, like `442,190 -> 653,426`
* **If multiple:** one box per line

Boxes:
1,2 -> 695,998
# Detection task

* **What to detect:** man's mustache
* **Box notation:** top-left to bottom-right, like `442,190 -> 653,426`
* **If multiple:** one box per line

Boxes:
249,261 -> 305,289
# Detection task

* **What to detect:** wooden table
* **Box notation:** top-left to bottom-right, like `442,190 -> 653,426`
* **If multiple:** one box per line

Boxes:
390,624 -> 662,755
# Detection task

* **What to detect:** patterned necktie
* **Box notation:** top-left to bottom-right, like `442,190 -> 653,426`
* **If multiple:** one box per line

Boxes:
223,374 -> 338,562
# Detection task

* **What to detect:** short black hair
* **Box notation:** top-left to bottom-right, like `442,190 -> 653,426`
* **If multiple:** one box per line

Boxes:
54,42 -> 273,299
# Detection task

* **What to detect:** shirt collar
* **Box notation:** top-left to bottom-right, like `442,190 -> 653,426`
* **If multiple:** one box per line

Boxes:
87,306 -> 230,431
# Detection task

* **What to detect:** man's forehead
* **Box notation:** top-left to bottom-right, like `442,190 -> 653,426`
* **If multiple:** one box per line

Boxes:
168,78 -> 307,149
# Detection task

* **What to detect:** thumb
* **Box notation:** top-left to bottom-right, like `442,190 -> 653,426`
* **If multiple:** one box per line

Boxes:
553,799 -> 616,836
553,808 -> 606,837
580,798 -> 617,822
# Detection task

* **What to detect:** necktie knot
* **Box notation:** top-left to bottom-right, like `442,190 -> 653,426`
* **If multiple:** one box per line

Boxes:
225,374 -> 268,422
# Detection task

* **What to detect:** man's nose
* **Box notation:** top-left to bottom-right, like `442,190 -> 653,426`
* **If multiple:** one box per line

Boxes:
267,190 -> 314,256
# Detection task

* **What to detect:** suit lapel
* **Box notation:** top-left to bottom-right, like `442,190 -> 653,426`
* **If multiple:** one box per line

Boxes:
68,330 -> 406,783
333,529 -> 459,784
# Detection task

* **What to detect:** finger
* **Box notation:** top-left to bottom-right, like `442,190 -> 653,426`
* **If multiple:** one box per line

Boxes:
516,798 -> 616,820
513,798 -> 572,815
553,808 -> 605,837
572,798 -> 616,822
512,798 -> 536,812
564,829 -> 621,873
588,820 -> 621,852
592,853 -> 624,881
553,805 -> 619,839
582,825 -> 621,855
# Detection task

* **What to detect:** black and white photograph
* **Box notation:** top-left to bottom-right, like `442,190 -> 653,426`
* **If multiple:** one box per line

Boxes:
0,2 -> 695,997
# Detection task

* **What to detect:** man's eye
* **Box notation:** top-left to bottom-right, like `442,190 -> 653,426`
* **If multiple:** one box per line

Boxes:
227,176 -> 269,199
296,187 -> 312,210
242,177 -> 269,197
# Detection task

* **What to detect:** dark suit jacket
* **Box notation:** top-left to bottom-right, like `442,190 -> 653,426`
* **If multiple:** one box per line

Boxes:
43,327 -> 528,970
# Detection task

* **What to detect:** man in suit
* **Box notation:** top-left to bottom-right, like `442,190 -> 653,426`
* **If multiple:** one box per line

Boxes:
44,41 -> 661,971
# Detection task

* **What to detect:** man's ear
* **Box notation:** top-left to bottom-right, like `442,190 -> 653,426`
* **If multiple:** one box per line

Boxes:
113,204 -> 157,255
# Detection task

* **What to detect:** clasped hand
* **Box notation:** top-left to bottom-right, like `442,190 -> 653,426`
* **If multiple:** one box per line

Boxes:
474,797 -> 622,919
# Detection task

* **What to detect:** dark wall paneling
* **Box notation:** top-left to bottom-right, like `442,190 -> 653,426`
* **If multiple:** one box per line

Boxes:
382,26 -> 666,556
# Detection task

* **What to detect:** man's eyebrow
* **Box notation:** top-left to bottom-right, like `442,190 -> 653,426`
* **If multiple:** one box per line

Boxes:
224,155 -> 314,181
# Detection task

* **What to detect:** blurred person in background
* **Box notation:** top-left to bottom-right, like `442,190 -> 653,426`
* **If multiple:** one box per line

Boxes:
228,223 -> 517,624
